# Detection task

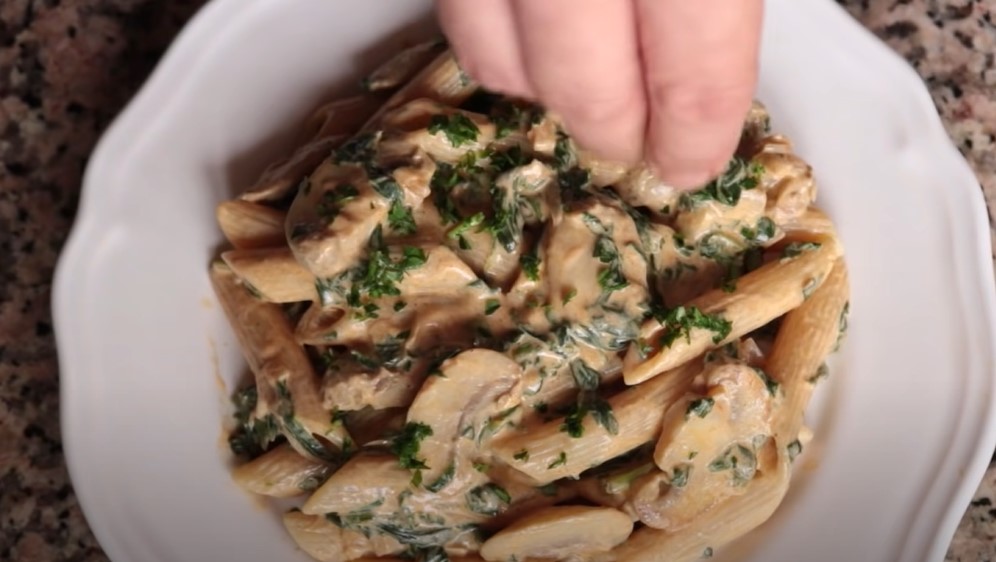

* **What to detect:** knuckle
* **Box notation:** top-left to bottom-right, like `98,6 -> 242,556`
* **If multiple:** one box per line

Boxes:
545,87 -> 638,127
650,82 -> 755,125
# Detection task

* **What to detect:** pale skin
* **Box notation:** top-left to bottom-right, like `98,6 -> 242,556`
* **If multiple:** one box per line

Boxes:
436,0 -> 765,189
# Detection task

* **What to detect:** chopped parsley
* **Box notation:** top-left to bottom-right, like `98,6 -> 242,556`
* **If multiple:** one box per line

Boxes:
273,381 -> 338,462
486,185 -> 523,252
787,440 -> 803,462
513,449 -> 530,462
686,397 -> 715,419
317,184 -> 359,223
741,216 -> 776,244
490,100 -> 543,139
425,463 -> 455,493
388,199 -> 417,235
520,249 -> 541,281
353,240 -> 427,301
655,306 -> 732,348
754,368 -> 780,396
484,299 -> 501,316
391,422 -> 434,473
593,234 -> 629,294
448,211 -> 484,240
782,241 -> 822,259
678,157 -> 761,210
548,451 -> 568,469
465,483 -> 511,516
428,113 -> 480,147
808,362 -> 830,384
708,444 -> 758,486
670,464 -> 691,488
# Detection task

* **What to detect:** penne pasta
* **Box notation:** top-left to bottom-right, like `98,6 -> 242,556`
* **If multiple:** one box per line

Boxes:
623,238 -> 841,385
213,42 -> 849,562
210,262 -> 347,461
493,360 -> 702,485
232,443 -> 332,497
609,454 -> 791,562
768,258 -> 850,444
221,247 -> 316,303
241,134 -> 346,203
216,199 -> 287,249
362,50 -> 479,132
307,95 -> 387,141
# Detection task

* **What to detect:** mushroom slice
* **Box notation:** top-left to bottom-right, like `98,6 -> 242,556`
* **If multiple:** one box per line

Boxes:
286,161 -> 390,279
303,452 -> 411,515
479,506 -> 633,562
406,349 -> 523,483
625,361 -> 776,530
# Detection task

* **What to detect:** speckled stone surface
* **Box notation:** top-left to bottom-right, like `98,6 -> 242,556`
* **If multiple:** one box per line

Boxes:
0,0 -> 993,560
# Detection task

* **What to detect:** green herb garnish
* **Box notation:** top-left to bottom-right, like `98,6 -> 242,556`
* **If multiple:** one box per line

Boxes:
391,422 -> 434,471
686,397 -> 715,419
655,306 -> 732,348
428,113 -> 480,147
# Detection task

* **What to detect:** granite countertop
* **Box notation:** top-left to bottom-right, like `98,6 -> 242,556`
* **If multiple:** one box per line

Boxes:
0,0 -> 994,560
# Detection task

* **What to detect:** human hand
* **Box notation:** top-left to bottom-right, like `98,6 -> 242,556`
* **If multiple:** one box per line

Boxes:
436,0 -> 764,189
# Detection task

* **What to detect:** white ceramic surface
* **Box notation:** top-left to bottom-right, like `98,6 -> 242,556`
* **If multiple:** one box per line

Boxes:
52,0 -> 996,561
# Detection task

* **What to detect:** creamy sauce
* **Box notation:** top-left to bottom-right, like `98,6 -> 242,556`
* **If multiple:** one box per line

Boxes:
221,87 -> 833,562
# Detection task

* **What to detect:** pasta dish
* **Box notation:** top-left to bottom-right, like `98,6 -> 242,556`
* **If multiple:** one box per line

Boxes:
210,40 -> 849,562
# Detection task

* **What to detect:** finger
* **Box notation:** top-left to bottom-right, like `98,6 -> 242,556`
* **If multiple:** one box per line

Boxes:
511,0 -> 645,163
436,0 -> 533,98
636,0 -> 763,189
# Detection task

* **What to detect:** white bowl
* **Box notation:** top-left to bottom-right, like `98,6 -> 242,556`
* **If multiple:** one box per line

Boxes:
53,0 -> 996,561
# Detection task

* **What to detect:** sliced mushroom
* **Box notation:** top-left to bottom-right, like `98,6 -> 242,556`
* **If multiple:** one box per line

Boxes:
406,348 -> 523,484
624,361 -> 776,530
674,187 -> 768,245
543,198 -> 649,328
378,99 -> 495,164
303,452 -> 411,515
642,222 -> 724,307
753,138 -> 817,225
322,352 -> 429,411
610,165 -> 682,213
286,161 -> 390,279
480,506 -> 633,562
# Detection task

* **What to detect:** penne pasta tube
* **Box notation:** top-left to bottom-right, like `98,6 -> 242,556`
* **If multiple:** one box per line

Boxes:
623,238 -> 841,386
609,455 -> 791,562
307,95 -> 386,141
361,38 -> 447,92
362,50 -> 479,131
493,360 -> 702,485
216,200 -> 286,250
780,206 -> 838,241
768,258 -> 850,444
241,134 -> 345,203
221,247 -> 316,303
232,443 -> 332,497
210,262 -> 346,461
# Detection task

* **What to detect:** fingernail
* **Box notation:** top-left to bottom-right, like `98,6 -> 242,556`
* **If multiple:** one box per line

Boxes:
651,166 -> 712,191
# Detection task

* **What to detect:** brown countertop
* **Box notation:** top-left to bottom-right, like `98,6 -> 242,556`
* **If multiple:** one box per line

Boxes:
0,0 -> 993,560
